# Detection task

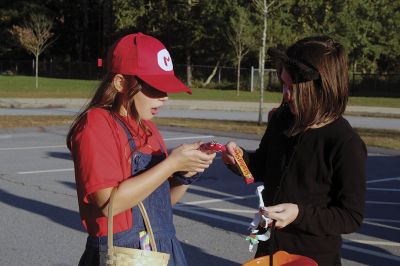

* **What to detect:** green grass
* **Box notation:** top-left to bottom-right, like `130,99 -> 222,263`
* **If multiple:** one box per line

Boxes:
0,75 -> 99,98
0,75 -> 399,107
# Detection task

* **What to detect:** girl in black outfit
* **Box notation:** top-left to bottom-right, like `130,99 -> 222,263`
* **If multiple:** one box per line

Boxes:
223,36 -> 366,265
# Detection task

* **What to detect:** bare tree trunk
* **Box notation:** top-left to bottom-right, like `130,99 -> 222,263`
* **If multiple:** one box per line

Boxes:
186,0 -> 193,87
236,57 -> 241,96
35,53 -> 39,88
258,0 -> 267,125
202,60 -> 220,86
186,48 -> 192,86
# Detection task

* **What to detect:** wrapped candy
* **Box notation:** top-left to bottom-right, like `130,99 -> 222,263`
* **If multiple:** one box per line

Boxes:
232,147 -> 254,184
246,185 -> 272,252
139,230 -> 151,251
199,140 -> 227,154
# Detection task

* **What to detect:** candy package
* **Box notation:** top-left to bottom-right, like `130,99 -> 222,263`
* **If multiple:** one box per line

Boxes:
232,147 -> 254,184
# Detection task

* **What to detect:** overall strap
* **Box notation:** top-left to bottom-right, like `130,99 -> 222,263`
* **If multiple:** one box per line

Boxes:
112,112 -> 165,154
112,113 -> 137,151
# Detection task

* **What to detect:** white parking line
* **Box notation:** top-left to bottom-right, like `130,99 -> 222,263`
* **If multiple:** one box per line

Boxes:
365,218 -> 400,224
174,205 -> 248,226
0,135 -> 214,151
18,168 -> 73,174
367,188 -> 400,192
174,206 -> 400,262
189,185 -> 253,198
177,206 -> 256,214
0,145 -> 66,151
363,221 -> 400,231
367,177 -> 400,183
366,200 -> 400,206
344,239 -> 400,247
177,195 -> 257,206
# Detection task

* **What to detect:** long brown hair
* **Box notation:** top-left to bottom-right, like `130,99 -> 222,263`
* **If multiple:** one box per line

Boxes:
285,36 -> 349,135
66,74 -> 147,149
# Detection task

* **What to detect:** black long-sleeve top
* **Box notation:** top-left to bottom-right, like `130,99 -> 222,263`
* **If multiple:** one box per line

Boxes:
242,105 -> 367,265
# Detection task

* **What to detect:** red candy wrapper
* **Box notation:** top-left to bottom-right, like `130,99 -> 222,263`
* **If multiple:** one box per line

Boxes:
232,147 -> 254,184
199,141 -> 227,154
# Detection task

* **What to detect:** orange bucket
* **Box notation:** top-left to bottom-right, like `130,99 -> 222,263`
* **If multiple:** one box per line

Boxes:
242,250 -> 318,266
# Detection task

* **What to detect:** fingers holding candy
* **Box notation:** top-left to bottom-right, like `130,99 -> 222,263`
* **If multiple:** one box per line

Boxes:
260,203 -> 299,229
221,141 -> 240,165
169,142 -> 216,173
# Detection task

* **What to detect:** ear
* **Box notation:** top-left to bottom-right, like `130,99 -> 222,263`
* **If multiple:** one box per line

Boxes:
113,74 -> 125,93
283,85 -> 292,103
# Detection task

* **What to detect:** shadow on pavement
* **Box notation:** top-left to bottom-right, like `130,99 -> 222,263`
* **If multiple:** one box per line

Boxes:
60,181 -> 76,190
0,189 -> 84,232
47,151 -> 72,160
181,242 -> 240,266
342,240 -> 400,266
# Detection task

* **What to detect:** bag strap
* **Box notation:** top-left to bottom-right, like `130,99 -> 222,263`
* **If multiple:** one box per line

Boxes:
107,187 -> 158,252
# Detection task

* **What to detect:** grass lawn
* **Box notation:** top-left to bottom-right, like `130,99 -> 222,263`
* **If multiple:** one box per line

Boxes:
1,115 -> 399,150
0,75 -> 399,107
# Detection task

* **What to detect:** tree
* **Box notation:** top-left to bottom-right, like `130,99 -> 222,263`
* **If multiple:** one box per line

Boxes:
253,0 -> 279,125
167,0 -> 202,86
10,14 -> 55,88
225,5 -> 255,96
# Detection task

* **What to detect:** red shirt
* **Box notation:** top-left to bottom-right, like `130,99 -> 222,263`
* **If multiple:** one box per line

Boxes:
70,108 -> 166,236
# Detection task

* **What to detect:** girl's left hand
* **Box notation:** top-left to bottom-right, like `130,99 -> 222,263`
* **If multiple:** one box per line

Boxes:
260,203 -> 299,229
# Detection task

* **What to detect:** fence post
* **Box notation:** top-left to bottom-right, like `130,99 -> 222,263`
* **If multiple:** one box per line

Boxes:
50,58 -> 53,77
218,67 -> 221,83
250,66 -> 254,92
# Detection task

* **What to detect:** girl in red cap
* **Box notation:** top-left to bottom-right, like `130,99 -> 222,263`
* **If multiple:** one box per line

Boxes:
223,36 -> 366,265
67,33 -> 215,266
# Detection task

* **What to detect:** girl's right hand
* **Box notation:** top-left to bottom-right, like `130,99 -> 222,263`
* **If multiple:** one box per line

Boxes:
168,142 -> 216,173
221,141 -> 242,165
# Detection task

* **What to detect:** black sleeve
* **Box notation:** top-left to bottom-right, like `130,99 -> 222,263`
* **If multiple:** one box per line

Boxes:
292,134 -> 367,236
246,129 -> 269,182
226,107 -> 282,182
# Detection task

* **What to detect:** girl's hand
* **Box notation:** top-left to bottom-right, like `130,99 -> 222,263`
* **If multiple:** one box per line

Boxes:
260,203 -> 299,229
221,141 -> 242,165
168,142 -> 216,173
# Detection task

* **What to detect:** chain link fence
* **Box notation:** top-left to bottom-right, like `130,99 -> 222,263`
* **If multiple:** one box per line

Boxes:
1,60 -> 399,97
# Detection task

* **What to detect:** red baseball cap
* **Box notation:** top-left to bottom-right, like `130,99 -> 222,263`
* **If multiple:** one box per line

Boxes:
110,33 -> 192,94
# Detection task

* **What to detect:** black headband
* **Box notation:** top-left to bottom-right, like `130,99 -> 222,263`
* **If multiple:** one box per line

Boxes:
267,48 -> 320,84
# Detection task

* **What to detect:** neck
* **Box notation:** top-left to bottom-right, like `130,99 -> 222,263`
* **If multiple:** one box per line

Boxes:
309,118 -> 335,129
118,105 -> 128,117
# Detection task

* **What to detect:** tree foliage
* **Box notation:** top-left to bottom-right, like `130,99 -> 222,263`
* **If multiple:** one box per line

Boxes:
0,0 -> 398,75
9,14 -> 55,88
226,4 -> 256,95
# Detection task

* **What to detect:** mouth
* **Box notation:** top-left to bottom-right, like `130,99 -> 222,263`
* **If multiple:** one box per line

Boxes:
151,107 -> 160,115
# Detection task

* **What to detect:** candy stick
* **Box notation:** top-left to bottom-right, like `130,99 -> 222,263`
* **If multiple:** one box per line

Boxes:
256,185 -> 265,208
232,147 -> 254,184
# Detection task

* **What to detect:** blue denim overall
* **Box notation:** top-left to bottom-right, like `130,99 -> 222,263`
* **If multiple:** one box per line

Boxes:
82,115 -> 187,266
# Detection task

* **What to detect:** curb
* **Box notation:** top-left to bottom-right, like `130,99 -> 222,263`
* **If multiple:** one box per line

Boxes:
1,98 -> 400,118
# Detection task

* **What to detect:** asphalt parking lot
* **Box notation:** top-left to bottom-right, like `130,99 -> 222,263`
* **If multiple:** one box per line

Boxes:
0,125 -> 399,265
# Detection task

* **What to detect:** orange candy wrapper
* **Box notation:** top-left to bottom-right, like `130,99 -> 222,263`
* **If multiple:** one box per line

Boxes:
232,147 -> 254,184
